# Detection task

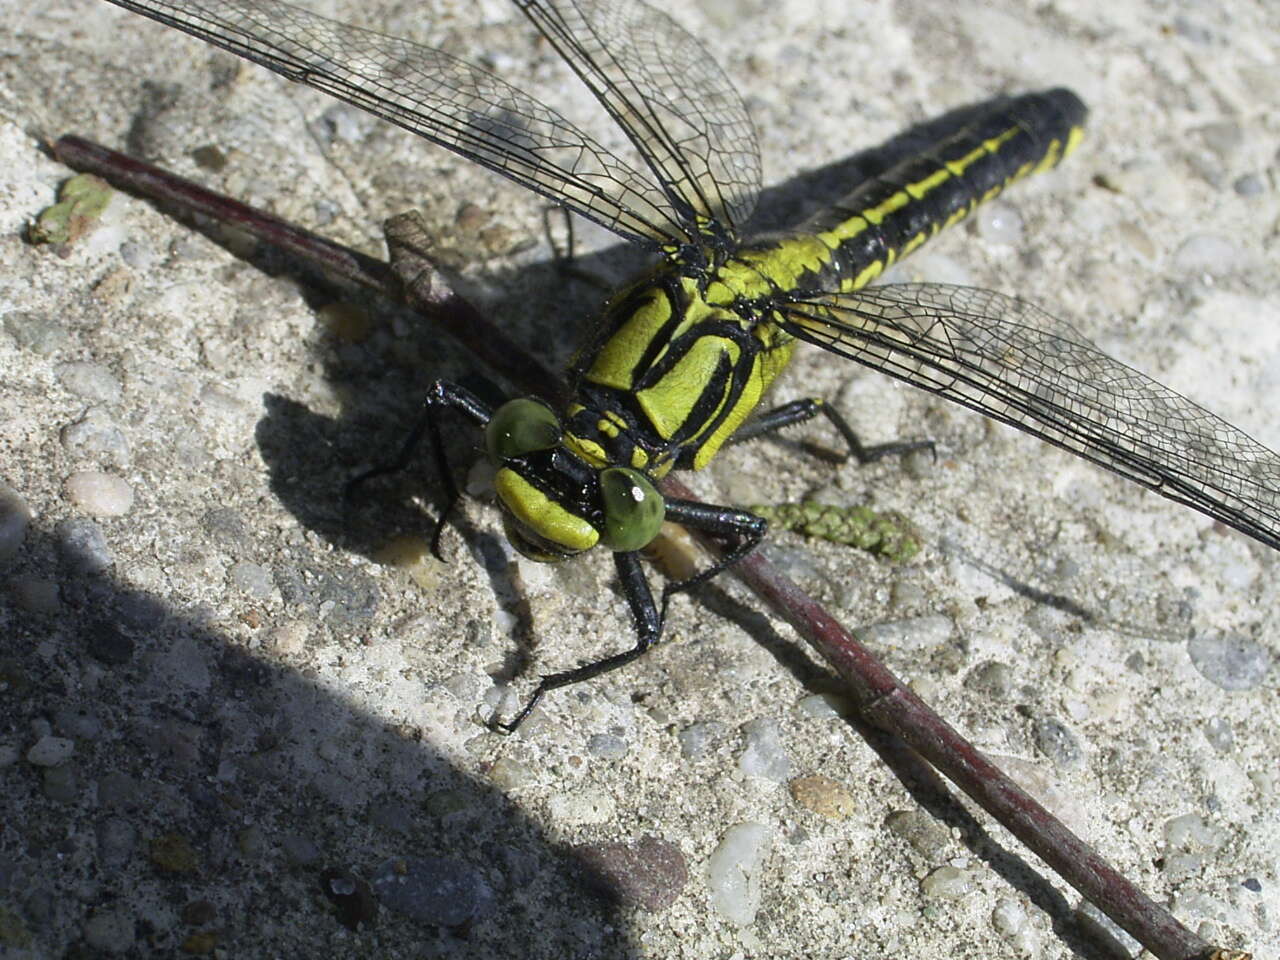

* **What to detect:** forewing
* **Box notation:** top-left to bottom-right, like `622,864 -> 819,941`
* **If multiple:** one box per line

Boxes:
782,283 -> 1280,550
516,0 -> 761,241
101,0 -> 694,246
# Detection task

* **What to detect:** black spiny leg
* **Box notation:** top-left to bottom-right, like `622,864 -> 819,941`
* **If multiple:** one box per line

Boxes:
494,498 -> 767,733
495,549 -> 663,733
730,397 -> 934,464
346,378 -> 493,558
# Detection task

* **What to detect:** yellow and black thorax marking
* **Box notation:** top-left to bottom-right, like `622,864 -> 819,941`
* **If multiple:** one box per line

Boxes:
563,90 -> 1086,480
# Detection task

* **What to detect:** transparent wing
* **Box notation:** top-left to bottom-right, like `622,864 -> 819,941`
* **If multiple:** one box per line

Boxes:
782,283 -> 1280,550
516,0 -> 761,240
101,0 -> 720,247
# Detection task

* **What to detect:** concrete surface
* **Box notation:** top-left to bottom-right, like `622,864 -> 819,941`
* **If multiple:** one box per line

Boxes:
1,0 -> 1277,957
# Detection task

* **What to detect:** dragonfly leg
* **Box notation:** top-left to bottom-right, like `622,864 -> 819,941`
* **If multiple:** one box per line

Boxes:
495,549 -> 663,733
541,205 -> 616,293
346,379 -> 493,559
494,498 -> 766,732
731,397 -> 935,464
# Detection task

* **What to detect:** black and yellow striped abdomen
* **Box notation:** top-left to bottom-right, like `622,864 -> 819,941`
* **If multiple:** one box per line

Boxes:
571,90 -> 1087,477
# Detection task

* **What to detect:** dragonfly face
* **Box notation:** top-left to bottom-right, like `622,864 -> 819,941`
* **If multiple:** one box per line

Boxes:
486,397 -> 666,562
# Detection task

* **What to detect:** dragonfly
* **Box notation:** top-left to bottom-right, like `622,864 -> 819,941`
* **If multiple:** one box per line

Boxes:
99,0 -> 1280,731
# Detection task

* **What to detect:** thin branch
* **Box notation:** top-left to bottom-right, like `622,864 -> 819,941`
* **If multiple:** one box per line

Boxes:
50,135 -> 1248,960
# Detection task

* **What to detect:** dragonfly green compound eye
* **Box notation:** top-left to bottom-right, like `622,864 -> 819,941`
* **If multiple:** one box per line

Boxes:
485,398 -> 562,463
598,467 -> 664,552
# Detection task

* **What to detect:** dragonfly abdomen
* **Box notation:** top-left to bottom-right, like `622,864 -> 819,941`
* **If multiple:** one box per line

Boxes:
807,89 -> 1087,294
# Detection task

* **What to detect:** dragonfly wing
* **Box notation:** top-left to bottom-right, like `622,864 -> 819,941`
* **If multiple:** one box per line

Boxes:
516,0 -> 762,243
782,283 -> 1280,550
102,0 -> 693,247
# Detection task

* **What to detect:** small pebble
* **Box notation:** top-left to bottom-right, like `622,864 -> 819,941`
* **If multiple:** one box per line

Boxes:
884,808 -> 952,859
1233,173 -> 1265,196
26,735 -> 74,767
789,775 -> 856,820
149,833 -> 200,875
228,561 -> 274,598
320,867 -> 378,930
422,789 -> 470,818
4,312 -> 70,355
56,519 -> 113,575
547,788 -> 616,826
706,823 -> 773,926
370,856 -> 494,926
56,361 -> 122,403
487,757 -> 534,790
61,409 -> 130,467
855,615 -> 954,652
964,660 -> 1014,699
83,909 -> 136,954
676,720 -> 728,759
1033,716 -> 1082,767
281,835 -> 322,867
974,200 -> 1024,246
96,818 -> 138,869
0,482 -> 33,564
1163,813 -> 1226,852
991,898 -> 1028,936
368,798 -> 414,836
42,764 -> 79,803
571,836 -> 688,912
180,900 -> 217,926
1187,632 -> 1271,691
1202,717 -> 1234,752
64,471 -> 134,517
86,619 -> 135,666
586,732 -> 628,760
738,718 -> 792,782
53,707 -> 101,739
920,865 -> 974,899
796,693 -> 851,719
97,771 -> 141,807
9,577 -> 61,614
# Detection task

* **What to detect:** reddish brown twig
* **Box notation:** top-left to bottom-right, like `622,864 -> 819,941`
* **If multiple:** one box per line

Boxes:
50,134 -> 1247,960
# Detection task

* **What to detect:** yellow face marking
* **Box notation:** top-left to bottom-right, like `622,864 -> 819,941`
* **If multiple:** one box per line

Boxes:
563,432 -> 608,468
494,467 -> 599,552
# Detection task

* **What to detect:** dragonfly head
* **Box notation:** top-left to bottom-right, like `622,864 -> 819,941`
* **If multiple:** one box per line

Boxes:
485,398 -> 665,562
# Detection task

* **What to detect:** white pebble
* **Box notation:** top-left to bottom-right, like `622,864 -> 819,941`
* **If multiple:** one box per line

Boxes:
920,864 -> 974,899
738,718 -> 792,782
975,201 -> 1024,246
707,823 -> 773,926
64,471 -> 134,516
547,788 -> 616,825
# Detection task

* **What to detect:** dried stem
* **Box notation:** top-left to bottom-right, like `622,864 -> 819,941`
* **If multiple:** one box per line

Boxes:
51,134 -> 1246,960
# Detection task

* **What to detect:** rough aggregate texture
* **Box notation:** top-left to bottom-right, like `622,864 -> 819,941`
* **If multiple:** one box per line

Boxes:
1,0 -> 1277,958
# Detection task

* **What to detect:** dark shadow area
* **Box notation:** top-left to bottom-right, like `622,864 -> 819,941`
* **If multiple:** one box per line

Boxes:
1,521 -> 643,956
